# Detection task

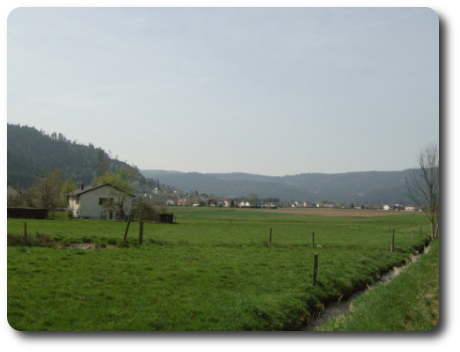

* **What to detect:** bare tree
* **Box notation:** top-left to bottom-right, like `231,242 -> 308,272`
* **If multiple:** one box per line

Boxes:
247,192 -> 260,206
131,198 -> 158,221
30,169 -> 70,216
406,144 -> 439,239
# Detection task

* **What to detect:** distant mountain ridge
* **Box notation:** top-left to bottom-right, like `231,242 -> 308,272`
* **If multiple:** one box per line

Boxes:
7,123 -> 413,205
140,169 -> 414,204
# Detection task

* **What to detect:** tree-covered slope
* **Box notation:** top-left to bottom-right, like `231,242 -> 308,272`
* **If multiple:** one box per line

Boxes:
7,124 -> 146,189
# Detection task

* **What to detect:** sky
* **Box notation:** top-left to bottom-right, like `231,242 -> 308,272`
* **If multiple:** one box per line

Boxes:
7,7 -> 439,176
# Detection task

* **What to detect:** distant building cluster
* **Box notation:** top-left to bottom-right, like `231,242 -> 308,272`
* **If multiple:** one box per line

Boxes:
7,179 -> 423,221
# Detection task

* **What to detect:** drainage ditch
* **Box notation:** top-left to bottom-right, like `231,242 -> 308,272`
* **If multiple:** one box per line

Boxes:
302,243 -> 431,331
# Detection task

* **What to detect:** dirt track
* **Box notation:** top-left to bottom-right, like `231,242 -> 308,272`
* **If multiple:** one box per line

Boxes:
247,208 -> 417,217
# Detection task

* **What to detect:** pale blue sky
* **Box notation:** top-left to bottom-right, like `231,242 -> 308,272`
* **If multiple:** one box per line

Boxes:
7,7 -> 439,176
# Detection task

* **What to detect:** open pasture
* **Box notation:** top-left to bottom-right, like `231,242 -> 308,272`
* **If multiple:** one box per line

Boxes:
7,209 -> 430,331
249,207 -> 407,217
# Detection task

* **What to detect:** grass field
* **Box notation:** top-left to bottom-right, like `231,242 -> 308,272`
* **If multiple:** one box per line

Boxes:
317,239 -> 439,331
7,208 -> 431,331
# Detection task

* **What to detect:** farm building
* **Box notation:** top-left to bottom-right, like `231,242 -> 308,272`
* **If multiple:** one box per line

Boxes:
67,183 -> 136,219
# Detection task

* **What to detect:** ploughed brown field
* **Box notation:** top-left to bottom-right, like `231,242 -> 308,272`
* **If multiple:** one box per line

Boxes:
249,208 -> 415,217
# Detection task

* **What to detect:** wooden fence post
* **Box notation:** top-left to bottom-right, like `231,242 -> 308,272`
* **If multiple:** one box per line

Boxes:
269,228 -> 272,243
391,229 -> 395,252
139,221 -> 144,245
123,220 -> 131,243
312,232 -> 315,248
24,222 -> 28,239
412,230 -> 414,242
313,254 -> 319,286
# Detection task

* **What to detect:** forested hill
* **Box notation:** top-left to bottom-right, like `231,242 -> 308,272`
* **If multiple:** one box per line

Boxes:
7,123 -> 146,189
140,169 -> 414,205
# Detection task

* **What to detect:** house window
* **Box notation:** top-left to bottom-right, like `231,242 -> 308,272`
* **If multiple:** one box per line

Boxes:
99,197 -> 114,205
75,196 -> 79,205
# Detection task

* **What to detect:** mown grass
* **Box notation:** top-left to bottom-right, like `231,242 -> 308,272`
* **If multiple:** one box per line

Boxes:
317,239 -> 439,331
7,209 -> 431,331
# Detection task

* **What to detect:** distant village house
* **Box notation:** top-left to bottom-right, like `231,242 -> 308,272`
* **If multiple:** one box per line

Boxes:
177,198 -> 188,206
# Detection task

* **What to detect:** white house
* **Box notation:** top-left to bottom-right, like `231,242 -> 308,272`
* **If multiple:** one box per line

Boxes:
67,183 -> 136,219
215,199 -> 226,207
293,201 -> 307,208
7,183 -> 21,202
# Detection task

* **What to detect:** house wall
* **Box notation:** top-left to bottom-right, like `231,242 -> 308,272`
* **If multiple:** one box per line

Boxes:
68,196 -> 80,217
7,184 -> 20,200
69,185 -> 134,219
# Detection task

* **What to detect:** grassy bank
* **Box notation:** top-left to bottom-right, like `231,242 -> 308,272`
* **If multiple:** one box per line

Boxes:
7,209 -> 431,331
317,239 -> 439,331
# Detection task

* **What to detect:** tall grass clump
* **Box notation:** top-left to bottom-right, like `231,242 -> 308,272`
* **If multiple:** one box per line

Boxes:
7,233 -> 55,247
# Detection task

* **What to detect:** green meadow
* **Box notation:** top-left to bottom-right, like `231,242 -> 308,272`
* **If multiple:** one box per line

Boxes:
7,209 -> 431,331
317,239 -> 439,331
